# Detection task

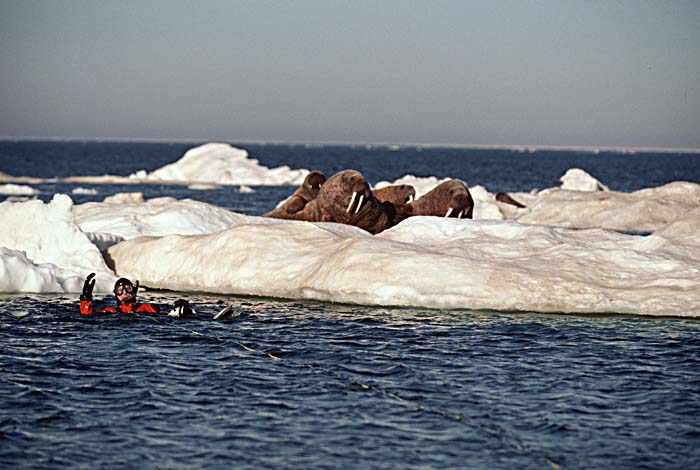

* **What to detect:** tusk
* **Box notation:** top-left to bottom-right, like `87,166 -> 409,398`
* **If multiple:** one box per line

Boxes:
354,194 -> 364,214
346,191 -> 357,213
458,210 -> 464,219
408,195 -> 414,203
445,207 -> 454,218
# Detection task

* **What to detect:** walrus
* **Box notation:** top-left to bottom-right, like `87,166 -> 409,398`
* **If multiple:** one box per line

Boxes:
313,170 -> 394,234
263,171 -> 326,220
373,184 -> 416,205
495,192 -> 527,208
411,180 -> 474,219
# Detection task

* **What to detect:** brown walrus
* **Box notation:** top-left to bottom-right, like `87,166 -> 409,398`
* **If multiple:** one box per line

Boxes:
411,180 -> 474,219
495,192 -> 527,208
264,171 -> 474,234
263,171 -> 326,220
373,184 -> 416,205
312,170 -> 394,234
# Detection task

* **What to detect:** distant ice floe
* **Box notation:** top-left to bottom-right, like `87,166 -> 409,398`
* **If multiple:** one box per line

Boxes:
187,183 -> 223,191
0,184 -> 39,195
559,168 -> 609,192
72,187 -> 98,195
129,142 -> 309,186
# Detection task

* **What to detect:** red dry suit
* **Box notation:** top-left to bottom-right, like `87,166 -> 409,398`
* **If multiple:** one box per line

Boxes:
80,299 -> 162,315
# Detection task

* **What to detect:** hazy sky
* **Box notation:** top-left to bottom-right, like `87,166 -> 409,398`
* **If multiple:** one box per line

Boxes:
1,0 -> 699,147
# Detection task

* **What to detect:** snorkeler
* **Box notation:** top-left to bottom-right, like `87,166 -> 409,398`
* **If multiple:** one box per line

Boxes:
79,273 -> 194,317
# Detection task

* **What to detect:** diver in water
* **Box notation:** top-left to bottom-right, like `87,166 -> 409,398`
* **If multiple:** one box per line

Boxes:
79,273 -> 193,317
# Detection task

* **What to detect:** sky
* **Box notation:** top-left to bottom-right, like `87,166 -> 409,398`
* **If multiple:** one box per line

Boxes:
1,0 -> 699,148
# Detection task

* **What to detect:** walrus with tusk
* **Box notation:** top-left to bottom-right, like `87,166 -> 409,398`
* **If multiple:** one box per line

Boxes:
410,180 -> 474,219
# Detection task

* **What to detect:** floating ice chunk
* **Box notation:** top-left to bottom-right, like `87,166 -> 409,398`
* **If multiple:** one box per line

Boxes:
187,183 -> 222,191
72,187 -> 98,195
560,168 -> 609,191
0,184 -> 39,195
0,194 -> 117,293
129,142 -> 309,186
0,247 -> 64,292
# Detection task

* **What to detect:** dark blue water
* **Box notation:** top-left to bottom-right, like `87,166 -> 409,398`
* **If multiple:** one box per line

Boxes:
1,141 -> 700,468
2,140 -> 700,211
2,295 -> 699,469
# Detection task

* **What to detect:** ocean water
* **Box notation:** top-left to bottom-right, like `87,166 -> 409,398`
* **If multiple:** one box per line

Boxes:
1,141 -> 700,469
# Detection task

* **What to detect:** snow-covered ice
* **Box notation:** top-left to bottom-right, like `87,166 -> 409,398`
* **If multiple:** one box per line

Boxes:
0,184 -> 39,195
0,195 -> 116,293
129,143 -> 309,186
74,196 -> 277,240
72,187 -> 98,195
104,216 -> 700,316
1,145 -> 699,316
513,181 -> 700,232
559,168 -> 609,191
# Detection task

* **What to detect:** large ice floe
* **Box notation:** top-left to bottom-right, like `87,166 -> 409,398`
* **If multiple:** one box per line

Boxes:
104,215 -> 700,316
2,189 -> 699,316
1,143 -> 699,316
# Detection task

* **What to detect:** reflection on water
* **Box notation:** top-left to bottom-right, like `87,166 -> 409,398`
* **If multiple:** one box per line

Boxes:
2,293 -> 699,469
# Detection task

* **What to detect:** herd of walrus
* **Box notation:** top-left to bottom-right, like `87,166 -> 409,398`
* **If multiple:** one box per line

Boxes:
262,169 -> 482,234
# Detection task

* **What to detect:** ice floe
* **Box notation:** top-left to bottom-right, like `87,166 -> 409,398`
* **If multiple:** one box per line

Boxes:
71,187 -> 98,195
0,195 -> 116,293
104,215 -> 700,316
129,143 -> 309,186
1,151 -> 699,316
0,184 -> 39,195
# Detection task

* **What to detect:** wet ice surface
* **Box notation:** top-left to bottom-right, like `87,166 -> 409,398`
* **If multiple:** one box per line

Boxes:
1,294 -> 699,469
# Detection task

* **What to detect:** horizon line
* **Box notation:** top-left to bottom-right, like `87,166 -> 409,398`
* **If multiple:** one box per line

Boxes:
1,134 -> 699,154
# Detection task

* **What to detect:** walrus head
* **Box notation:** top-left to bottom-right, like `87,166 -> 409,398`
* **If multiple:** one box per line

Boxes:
411,180 -> 474,219
373,184 -> 416,205
317,170 -> 392,234
305,171 -> 327,194
263,170 -> 327,219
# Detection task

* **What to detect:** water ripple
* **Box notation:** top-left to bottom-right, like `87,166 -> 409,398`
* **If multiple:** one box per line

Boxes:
1,296 -> 699,468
